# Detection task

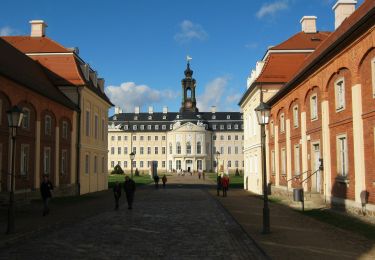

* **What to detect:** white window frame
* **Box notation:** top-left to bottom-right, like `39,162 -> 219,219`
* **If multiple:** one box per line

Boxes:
293,105 -> 299,128
294,144 -> 300,175
335,78 -> 345,111
280,113 -> 285,133
133,125 -> 137,130
310,94 -> 318,121
336,134 -> 348,177
147,146 -> 151,154
281,148 -> 286,175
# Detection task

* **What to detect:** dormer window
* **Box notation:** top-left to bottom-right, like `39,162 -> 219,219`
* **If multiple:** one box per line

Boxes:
220,125 -> 224,130
226,115 -> 230,119
163,115 -> 167,120
212,115 -> 216,120
162,125 -> 166,130
124,125 -> 129,130
113,116 -> 117,121
234,124 -> 238,130
213,124 -> 217,130
176,115 -> 180,119
140,125 -> 144,130
134,115 -> 138,120
170,124 -> 173,130
197,114 -> 201,118
227,124 -> 231,130
148,115 -> 152,120
241,115 -> 243,119
147,125 -> 152,130
155,125 -> 159,130
133,125 -> 137,130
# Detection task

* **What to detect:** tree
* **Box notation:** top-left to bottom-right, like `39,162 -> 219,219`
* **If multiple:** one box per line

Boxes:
111,164 -> 124,175
135,168 -> 140,176
235,168 -> 240,176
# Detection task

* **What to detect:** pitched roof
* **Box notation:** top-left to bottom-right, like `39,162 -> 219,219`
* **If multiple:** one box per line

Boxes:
1,36 -> 71,53
268,0 -> 375,106
0,38 -> 77,110
270,31 -> 331,50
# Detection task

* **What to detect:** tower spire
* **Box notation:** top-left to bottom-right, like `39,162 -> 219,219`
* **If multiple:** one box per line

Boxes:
180,58 -> 198,113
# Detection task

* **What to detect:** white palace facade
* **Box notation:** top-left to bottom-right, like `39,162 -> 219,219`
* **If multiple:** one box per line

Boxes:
108,63 -> 244,173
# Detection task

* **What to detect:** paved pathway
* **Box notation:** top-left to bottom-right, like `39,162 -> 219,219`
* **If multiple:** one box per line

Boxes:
0,175 -> 267,260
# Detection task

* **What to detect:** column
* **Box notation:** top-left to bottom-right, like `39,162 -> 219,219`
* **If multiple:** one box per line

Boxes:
301,112 -> 308,191
286,119 -> 292,189
35,121 -> 41,189
55,126 -> 59,187
321,100 -> 332,199
351,84 -> 366,204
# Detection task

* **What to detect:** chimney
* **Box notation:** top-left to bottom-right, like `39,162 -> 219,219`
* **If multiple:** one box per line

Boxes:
211,106 -> 216,113
333,0 -> 357,29
300,16 -> 317,33
148,106 -> 153,114
163,106 -> 168,114
30,20 -> 47,37
135,106 -> 140,114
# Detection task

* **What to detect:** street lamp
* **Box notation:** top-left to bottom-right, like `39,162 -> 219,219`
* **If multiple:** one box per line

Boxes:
6,106 -> 24,234
129,152 -> 135,179
255,95 -> 271,234
215,151 -> 220,175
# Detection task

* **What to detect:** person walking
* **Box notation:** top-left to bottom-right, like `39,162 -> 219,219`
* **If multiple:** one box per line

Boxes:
40,174 -> 53,216
162,174 -> 167,188
124,176 -> 136,209
113,181 -> 121,210
216,175 -> 222,196
154,175 -> 160,189
222,175 -> 229,197
198,170 -> 201,179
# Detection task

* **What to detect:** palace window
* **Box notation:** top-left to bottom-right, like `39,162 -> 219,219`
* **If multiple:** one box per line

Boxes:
94,156 -> 97,174
124,125 -> 128,130
228,146 -> 231,154
111,161 -> 114,168
234,124 -> 238,130
227,115 -> 230,119
102,119 -> 105,140
133,135 -> 136,141
155,136 -> 158,141
94,115 -> 98,139
310,94 -> 318,120
140,125 -> 145,130
140,161 -> 144,168
335,78 -> 345,111
111,136 -> 115,141
162,161 -> 166,168
293,105 -> 299,128
212,115 -> 216,120
197,142 -> 202,154
140,136 -> 144,141
148,136 -> 151,141
133,125 -> 137,130
85,111 -> 90,136
227,161 -> 231,167
147,147 -> 151,154
118,136 -> 121,141
235,135 -> 238,141
132,147 -> 136,154
155,147 -> 158,154
169,143 -> 172,154
279,113 -> 285,133
45,115 -> 52,136
228,135 -> 231,141
220,125 -> 224,130
213,135 -> 216,140
124,161 -> 128,168
220,135 -> 224,141
62,121 -> 68,139
213,124 -> 216,130
140,147 -> 144,154
227,124 -> 231,130
294,144 -> 300,175
155,125 -> 159,130
162,136 -> 166,141
111,147 -> 114,154
220,147 -> 224,154
186,142 -> 191,154
162,125 -> 166,130
162,147 -> 166,154
118,147 -> 121,154
281,148 -> 286,175
147,125 -> 152,130
22,108 -> 30,129
235,146 -> 238,154
177,142 -> 181,154
337,135 -> 348,177
85,154 -> 90,174
124,147 -> 128,154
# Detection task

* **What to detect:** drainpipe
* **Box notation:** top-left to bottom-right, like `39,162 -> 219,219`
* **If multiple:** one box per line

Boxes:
76,86 -> 82,195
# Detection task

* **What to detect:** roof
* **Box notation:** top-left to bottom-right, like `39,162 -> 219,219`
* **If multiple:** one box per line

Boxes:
270,31 -> 331,50
1,36 -> 71,53
0,38 -> 77,111
268,0 -> 375,106
109,112 -> 243,132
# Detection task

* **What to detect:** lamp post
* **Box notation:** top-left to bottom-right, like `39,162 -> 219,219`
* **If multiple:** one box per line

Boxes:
129,152 -> 135,179
6,106 -> 24,234
255,93 -> 271,234
215,151 -> 220,175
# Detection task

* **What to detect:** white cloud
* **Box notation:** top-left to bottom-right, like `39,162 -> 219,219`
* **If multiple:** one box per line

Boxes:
174,20 -> 208,43
256,1 -> 289,18
105,82 -> 177,112
226,94 -> 242,105
245,42 -> 258,49
0,26 -> 15,36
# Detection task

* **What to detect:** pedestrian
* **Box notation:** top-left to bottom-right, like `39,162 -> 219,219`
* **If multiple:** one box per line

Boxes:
216,175 -> 222,196
198,170 -> 201,179
113,181 -> 121,210
40,174 -> 53,216
154,175 -> 160,189
124,176 -> 136,209
222,175 -> 229,197
162,174 -> 167,188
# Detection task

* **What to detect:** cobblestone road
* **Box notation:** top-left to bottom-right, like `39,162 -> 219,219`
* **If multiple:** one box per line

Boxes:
0,176 -> 267,260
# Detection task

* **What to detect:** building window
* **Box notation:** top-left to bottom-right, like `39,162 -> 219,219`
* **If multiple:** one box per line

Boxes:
111,147 -> 114,154
337,135 -> 348,177
85,154 -> 90,174
147,161 -> 151,167
85,111 -> 90,136
124,125 -> 128,130
220,125 -> 224,130
43,147 -> 51,175
220,135 -> 224,141
228,146 -> 231,154
270,121 -> 274,136
162,147 -> 166,154
186,142 -> 191,154
134,115 -> 138,120
132,161 -> 136,168
281,148 -> 286,175
279,113 -> 285,133
111,136 -> 115,141
176,142 -> 181,154
227,115 -> 230,119
293,106 -> 299,128
235,135 -> 238,141
155,136 -> 158,141
162,125 -> 166,130
155,147 -> 158,154
335,78 -> 345,111
220,147 -> 224,154
124,136 -> 128,141
45,115 -> 52,136
94,115 -> 98,139
111,161 -> 114,168
133,136 -> 136,141
61,149 -> 68,175
102,157 -> 105,173
155,125 -> 159,130
147,136 -> 151,141
294,145 -> 300,175
163,115 -> 167,120
213,135 -> 216,140
169,143 -> 172,154
162,161 -> 166,168
228,135 -> 231,141
124,147 -> 128,154
62,121 -> 68,139
140,147 -> 144,154
310,94 -> 318,120
140,161 -> 144,168
133,125 -> 137,130
212,115 -> 216,120
118,147 -> 121,154
235,161 -> 238,168
147,125 -> 152,130
140,125 -> 145,130
271,150 -> 275,175
94,155 -> 97,174
140,136 -> 144,141
235,146 -> 238,154
197,142 -> 202,154
234,124 -> 238,130
176,160 -> 181,170
22,108 -> 30,129
118,136 -> 121,141
227,124 -> 231,130
147,147 -> 151,154
124,161 -> 128,168
133,147 -> 136,154
226,161 -> 231,168
20,144 -> 29,176
162,136 -> 166,141
148,115 -> 152,120
102,119 -> 105,140
169,160 -> 172,170
213,125 -> 217,130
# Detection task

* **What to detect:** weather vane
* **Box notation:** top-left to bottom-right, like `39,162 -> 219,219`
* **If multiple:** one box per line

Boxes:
186,55 -> 192,63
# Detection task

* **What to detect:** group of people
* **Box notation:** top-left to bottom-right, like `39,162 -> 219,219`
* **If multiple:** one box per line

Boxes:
113,176 -> 136,210
153,174 -> 167,188
216,174 -> 230,197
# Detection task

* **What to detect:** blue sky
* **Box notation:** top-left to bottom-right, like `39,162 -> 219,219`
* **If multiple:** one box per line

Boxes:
1,0 -> 364,114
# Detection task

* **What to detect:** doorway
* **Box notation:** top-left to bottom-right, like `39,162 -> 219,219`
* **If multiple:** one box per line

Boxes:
186,160 -> 193,172
311,143 -> 321,193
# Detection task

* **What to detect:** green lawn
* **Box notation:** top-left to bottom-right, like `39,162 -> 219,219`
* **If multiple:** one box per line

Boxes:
208,172 -> 244,189
108,174 -> 154,188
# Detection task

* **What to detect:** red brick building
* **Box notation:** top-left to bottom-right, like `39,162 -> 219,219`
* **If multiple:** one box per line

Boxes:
267,0 -> 375,214
0,38 -> 77,195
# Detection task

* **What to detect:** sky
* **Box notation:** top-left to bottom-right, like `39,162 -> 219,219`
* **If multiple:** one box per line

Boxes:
0,0 -> 364,114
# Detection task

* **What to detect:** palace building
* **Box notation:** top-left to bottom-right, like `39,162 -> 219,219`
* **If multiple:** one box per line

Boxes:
108,62 -> 244,173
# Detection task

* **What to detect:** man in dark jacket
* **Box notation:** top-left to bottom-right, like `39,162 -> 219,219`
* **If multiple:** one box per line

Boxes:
40,175 -> 53,216
113,181 -> 121,210
124,176 -> 136,209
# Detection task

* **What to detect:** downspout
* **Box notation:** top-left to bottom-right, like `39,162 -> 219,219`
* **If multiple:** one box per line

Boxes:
76,86 -> 82,195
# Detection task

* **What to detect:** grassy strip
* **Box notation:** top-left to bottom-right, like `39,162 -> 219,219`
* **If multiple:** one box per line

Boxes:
299,208 -> 375,241
207,173 -> 244,189
108,174 -> 154,188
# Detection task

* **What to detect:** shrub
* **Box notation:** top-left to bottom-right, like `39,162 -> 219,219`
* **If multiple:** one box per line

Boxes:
111,164 -> 124,175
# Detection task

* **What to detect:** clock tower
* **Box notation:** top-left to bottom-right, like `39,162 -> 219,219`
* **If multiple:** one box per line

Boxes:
180,61 -> 199,113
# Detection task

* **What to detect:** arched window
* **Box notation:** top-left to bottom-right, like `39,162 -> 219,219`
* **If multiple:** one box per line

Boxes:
22,108 -> 31,129
176,142 -> 181,154
196,141 -> 201,154
187,88 -> 192,98
45,115 -> 52,135
186,142 -> 191,154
